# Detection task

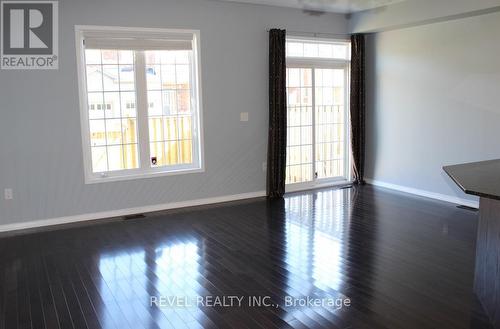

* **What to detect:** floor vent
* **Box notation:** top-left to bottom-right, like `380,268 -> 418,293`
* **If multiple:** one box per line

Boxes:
457,205 -> 478,212
123,214 -> 146,220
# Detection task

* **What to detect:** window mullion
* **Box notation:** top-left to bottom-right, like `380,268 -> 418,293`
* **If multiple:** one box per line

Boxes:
135,51 -> 151,170
311,67 -> 316,182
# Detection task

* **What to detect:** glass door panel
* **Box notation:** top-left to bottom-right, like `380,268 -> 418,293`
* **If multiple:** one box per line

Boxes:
314,68 -> 346,180
286,68 -> 313,184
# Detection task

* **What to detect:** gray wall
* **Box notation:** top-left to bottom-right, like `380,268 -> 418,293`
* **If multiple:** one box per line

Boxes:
365,11 -> 500,203
0,0 -> 348,225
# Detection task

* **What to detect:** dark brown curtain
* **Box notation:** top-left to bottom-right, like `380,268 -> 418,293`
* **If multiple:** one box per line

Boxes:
350,34 -> 366,184
267,29 -> 287,198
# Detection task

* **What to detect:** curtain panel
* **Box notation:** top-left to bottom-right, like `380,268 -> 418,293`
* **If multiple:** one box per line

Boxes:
350,34 -> 366,184
267,29 -> 287,198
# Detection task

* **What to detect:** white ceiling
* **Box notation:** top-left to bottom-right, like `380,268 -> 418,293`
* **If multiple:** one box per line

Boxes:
212,0 -> 407,13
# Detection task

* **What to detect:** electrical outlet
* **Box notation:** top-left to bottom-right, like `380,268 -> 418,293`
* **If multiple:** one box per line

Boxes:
262,162 -> 267,172
240,112 -> 249,122
4,188 -> 13,200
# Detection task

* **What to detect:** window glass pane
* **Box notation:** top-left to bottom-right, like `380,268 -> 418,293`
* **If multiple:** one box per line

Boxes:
335,123 -> 344,141
145,51 -> 162,64
177,90 -> 190,114
83,47 -> 139,175
316,161 -> 331,179
105,119 -> 122,145
176,65 -> 190,88
86,65 -> 103,92
149,117 -> 164,142
179,140 -> 192,164
301,164 -> 312,181
325,73 -> 336,88
91,147 -> 107,172
122,118 -> 137,144
88,92 -> 105,119
144,49 -> 197,168
161,65 -> 176,89
120,92 -> 137,117
304,43 -> 318,57
287,42 -> 303,57
288,106 -> 299,126
164,117 -> 178,141
162,90 -> 177,115
102,65 -> 120,91
175,51 -> 190,64
89,120 -> 106,146
179,116 -> 192,140
101,50 -> 118,64
286,39 -> 349,60
333,69 -> 344,87
301,126 -> 312,145
160,51 -> 176,64
322,88 -> 334,105
119,65 -> 135,91
314,68 -> 346,179
286,67 -> 314,184
107,145 -> 124,171
301,107 -> 312,126
150,142 -> 165,166
147,91 -> 163,116
118,50 -> 134,65
289,127 -> 301,146
301,145 -> 312,164
104,92 -> 121,118
288,146 -> 301,165
318,44 -> 333,58
301,69 -> 312,87
146,65 -> 162,90
334,142 -> 343,159
288,69 -> 300,87
165,141 -> 179,165
301,88 -> 312,106
85,49 -> 101,65
333,45 -> 348,59
123,144 -> 138,169
288,89 -> 300,107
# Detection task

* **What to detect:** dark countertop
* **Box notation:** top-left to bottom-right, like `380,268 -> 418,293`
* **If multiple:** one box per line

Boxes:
443,159 -> 500,201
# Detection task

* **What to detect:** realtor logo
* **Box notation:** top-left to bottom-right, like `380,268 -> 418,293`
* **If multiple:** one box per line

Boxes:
1,1 -> 58,69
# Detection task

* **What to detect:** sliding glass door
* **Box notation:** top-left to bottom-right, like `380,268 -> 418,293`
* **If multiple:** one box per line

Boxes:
285,64 -> 350,190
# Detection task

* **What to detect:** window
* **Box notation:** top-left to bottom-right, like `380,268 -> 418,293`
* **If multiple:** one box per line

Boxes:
285,37 -> 350,189
76,26 -> 204,183
286,38 -> 350,60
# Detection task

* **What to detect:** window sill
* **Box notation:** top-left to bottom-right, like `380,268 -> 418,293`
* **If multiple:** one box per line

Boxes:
84,166 -> 205,184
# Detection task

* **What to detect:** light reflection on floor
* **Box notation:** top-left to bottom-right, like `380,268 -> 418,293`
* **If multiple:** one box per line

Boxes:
98,241 -> 204,328
283,189 -> 351,321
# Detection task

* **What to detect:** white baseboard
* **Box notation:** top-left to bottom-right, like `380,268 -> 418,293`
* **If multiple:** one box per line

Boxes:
365,179 -> 479,209
0,191 -> 266,233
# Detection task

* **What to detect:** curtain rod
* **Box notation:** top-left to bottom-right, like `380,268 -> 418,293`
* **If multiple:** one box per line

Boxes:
266,29 -> 351,38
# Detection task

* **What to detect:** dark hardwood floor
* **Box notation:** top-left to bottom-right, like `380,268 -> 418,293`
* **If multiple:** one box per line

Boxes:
0,185 -> 494,329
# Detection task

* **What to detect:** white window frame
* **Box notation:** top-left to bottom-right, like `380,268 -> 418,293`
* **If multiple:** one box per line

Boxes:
285,36 -> 352,193
75,26 -> 205,184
